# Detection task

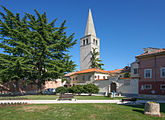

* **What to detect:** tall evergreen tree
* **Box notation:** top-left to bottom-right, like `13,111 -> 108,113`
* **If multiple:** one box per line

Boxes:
0,6 -> 77,93
90,48 -> 104,69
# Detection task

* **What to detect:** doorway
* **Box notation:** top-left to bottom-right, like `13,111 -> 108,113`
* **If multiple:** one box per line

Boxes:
110,82 -> 116,92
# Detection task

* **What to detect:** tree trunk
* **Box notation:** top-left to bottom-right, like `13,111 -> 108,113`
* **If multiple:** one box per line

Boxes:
15,80 -> 23,96
37,82 -> 43,95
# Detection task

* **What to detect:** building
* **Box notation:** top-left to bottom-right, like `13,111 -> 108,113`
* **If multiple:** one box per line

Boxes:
67,67 -> 139,96
80,9 -> 100,70
0,79 -> 63,95
108,67 -> 139,96
68,68 -> 110,94
70,68 -> 109,85
130,61 -> 140,79
136,47 -> 165,96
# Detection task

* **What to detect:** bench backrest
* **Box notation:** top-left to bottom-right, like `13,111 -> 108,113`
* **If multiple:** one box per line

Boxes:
59,94 -> 74,98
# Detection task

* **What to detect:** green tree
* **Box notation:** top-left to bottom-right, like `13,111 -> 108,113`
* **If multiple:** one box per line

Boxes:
83,83 -> 99,96
90,48 -> 104,69
124,72 -> 130,78
56,87 -> 68,94
62,78 -> 69,85
0,54 -> 29,93
0,6 -> 77,93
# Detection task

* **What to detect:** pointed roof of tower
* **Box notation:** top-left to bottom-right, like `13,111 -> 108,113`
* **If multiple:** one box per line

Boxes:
85,9 -> 96,36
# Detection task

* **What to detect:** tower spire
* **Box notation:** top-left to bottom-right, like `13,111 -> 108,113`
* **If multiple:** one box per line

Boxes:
85,9 -> 96,36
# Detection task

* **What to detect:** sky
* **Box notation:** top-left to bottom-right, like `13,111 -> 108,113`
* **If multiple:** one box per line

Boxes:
0,0 -> 165,71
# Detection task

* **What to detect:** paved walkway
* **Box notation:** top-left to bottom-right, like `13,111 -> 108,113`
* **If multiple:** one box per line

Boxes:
0,100 -> 165,104
0,100 -> 121,104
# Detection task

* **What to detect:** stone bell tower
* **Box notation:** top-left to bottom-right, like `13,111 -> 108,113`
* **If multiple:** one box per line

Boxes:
80,9 -> 100,70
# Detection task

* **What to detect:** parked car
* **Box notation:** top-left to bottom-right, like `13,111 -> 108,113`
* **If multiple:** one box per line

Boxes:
42,88 -> 56,95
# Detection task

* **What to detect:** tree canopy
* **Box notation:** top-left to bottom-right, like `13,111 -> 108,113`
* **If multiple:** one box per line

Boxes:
0,6 -> 77,93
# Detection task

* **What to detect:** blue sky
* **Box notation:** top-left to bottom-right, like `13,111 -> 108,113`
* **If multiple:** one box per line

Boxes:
0,0 -> 165,71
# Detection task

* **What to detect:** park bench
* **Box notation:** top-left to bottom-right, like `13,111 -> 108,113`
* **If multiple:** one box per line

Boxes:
122,98 -> 137,103
58,94 -> 74,101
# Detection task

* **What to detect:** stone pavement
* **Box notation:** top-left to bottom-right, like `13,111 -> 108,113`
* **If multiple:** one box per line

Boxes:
0,99 -> 165,104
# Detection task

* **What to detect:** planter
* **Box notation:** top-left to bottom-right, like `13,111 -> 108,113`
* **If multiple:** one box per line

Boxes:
144,102 -> 160,116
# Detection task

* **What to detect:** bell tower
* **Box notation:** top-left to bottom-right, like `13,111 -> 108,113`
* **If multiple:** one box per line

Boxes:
80,9 -> 100,70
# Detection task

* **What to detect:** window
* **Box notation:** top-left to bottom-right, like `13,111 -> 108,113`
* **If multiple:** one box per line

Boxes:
103,76 -> 105,79
144,69 -> 152,78
82,76 -> 85,80
96,40 -> 98,45
160,84 -> 165,90
144,84 -> 152,89
88,75 -> 91,80
83,40 -> 85,45
73,78 -> 74,81
76,77 -> 77,80
86,39 -> 88,44
160,67 -> 165,78
134,68 -> 138,74
93,39 -> 95,44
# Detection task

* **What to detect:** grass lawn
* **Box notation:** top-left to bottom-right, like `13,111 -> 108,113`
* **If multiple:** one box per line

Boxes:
0,95 -> 123,100
0,103 -> 164,120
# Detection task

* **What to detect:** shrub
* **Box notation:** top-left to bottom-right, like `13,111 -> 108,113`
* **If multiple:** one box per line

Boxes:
70,85 -> 84,95
83,83 -> 99,95
56,87 -> 68,94
68,84 -> 99,95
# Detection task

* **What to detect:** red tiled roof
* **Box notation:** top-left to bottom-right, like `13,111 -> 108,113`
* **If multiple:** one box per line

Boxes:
136,49 -> 165,58
64,72 -> 77,77
108,68 -> 124,73
70,68 -> 109,76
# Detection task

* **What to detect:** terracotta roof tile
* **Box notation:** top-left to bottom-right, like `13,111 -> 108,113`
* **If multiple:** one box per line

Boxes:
64,72 -> 77,77
70,68 -> 109,76
108,68 -> 124,73
136,49 -> 165,58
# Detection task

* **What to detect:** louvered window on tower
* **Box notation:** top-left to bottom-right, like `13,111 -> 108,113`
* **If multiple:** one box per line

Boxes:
86,38 -> 88,44
96,40 -> 98,45
83,40 -> 85,46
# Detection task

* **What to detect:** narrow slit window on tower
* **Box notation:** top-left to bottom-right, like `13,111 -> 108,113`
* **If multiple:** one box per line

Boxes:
96,40 -> 98,45
86,39 -> 88,44
93,39 -> 95,44
83,40 -> 85,46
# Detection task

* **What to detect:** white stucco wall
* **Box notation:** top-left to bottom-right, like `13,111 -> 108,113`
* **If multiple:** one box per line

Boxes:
70,73 -> 94,85
70,72 -> 109,86
131,61 -> 139,78
94,80 -> 109,93
94,73 -> 109,80
117,79 -> 139,94
80,35 -> 100,70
